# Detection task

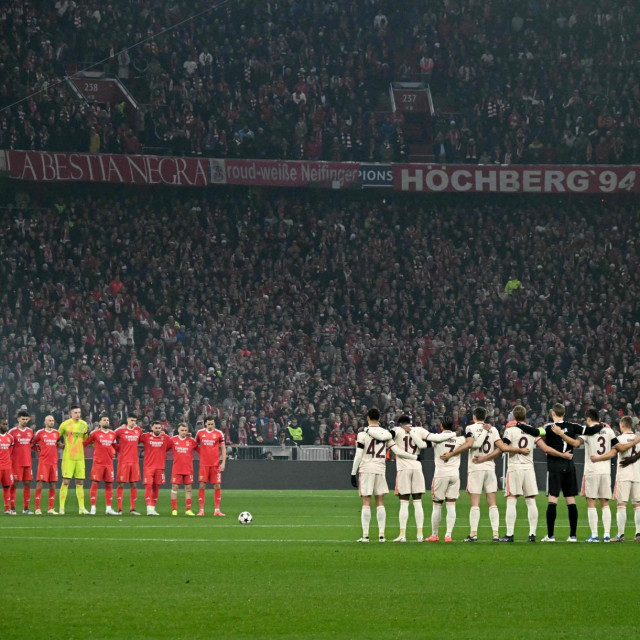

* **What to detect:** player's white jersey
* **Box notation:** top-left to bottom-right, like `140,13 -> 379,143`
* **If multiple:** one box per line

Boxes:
356,431 -> 388,474
433,433 -> 466,477
616,432 -> 640,482
391,428 -> 421,471
580,426 -> 617,475
502,426 -> 536,468
465,423 -> 501,471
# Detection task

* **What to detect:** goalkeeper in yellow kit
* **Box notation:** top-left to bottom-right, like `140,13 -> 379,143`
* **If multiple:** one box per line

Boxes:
58,405 -> 89,514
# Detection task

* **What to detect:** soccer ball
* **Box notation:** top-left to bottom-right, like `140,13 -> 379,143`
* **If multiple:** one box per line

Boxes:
238,511 -> 252,524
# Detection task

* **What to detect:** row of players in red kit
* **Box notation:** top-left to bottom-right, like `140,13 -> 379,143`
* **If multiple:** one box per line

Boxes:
0,413 -> 227,517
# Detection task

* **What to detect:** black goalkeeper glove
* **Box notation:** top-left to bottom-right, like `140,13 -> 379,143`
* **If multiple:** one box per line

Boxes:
351,474 -> 358,488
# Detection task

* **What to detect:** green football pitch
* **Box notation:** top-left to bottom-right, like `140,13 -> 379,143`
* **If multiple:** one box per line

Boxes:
1,490 -> 638,640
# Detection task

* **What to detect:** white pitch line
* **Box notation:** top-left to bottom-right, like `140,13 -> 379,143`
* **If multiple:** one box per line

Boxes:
0,535 -> 353,543
0,534 -> 578,544
0,523 -> 356,530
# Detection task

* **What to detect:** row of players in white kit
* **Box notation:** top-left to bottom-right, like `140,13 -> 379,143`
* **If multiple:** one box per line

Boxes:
350,407 -> 640,542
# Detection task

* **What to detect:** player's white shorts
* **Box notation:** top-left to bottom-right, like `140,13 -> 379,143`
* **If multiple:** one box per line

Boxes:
395,469 -> 426,495
581,474 -> 612,500
359,472 -> 388,497
466,470 -> 498,494
431,476 -> 460,502
505,468 -> 538,497
613,480 -> 640,503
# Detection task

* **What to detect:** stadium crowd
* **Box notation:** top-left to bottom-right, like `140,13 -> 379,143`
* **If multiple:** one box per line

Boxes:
1,188 -> 639,447
1,0 -> 640,162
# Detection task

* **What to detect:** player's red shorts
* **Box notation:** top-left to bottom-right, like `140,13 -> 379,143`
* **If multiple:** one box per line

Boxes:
117,462 -> 140,483
143,469 -> 166,486
91,464 -> 114,483
12,465 -> 33,482
36,464 -> 58,483
0,468 -> 14,486
199,465 -> 222,485
171,473 -> 193,486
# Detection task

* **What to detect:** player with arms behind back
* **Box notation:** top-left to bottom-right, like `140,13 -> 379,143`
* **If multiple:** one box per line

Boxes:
140,421 -> 171,516
350,407 -> 418,542
114,413 -> 143,515
196,416 -> 227,517
0,418 -> 15,514
32,415 -> 60,514
84,415 -> 118,515
58,405 -> 89,515
411,416 -> 466,542
9,410 -> 34,514
170,423 -> 198,516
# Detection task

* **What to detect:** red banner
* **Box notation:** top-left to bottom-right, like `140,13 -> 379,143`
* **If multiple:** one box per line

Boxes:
393,164 -> 640,194
5,151 -> 210,186
3,151 -> 640,194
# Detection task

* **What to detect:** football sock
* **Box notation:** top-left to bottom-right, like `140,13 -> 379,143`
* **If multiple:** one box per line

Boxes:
214,488 -> 222,510
526,497 -> 538,535
10,485 -> 16,509
398,500 -> 409,534
171,489 -> 178,511
116,486 -> 124,511
90,482 -> 99,506
634,506 -> 640,533
617,507 -> 627,537
376,506 -> 386,537
568,503 -> 578,537
546,502 -> 557,537
23,485 -> 31,510
35,488 -> 42,510
587,507 -> 598,537
75,485 -> 85,510
414,500 -> 424,532
445,502 -> 456,536
105,483 -> 113,507
2,486 -> 10,511
48,488 -> 56,510
430,502 -> 442,536
152,484 -> 159,506
361,505 -> 371,537
130,486 -> 138,510
186,498 -> 192,511
59,484 -> 68,509
602,505 -> 611,537
469,506 -> 480,535
505,499 -> 517,536
198,488 -> 205,510
489,505 -> 499,536
145,485 -> 153,506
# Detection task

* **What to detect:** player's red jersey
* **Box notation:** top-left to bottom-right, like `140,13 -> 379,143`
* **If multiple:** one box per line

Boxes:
32,429 -> 60,465
141,432 -> 171,471
8,427 -> 33,466
84,429 -> 117,466
0,433 -> 14,469
170,436 -> 197,474
114,426 -> 142,464
195,428 -> 224,466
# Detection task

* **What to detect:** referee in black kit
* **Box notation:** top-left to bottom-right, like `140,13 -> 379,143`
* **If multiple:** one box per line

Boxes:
533,403 -> 602,542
